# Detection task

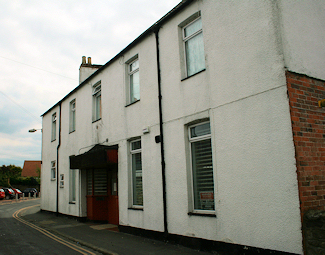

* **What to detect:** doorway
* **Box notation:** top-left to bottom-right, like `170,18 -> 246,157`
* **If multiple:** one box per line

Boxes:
86,168 -> 119,225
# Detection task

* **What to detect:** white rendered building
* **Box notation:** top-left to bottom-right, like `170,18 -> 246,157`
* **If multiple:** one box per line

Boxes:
41,1 -> 325,254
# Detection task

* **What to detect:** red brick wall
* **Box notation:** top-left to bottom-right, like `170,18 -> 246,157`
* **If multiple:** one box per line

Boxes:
286,71 -> 325,215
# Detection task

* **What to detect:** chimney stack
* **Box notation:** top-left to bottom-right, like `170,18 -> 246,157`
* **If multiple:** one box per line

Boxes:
79,56 -> 102,84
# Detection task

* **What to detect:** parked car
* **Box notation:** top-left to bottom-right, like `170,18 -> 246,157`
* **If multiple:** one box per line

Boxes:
12,188 -> 23,198
2,187 -> 15,199
0,189 -> 5,200
23,188 -> 38,197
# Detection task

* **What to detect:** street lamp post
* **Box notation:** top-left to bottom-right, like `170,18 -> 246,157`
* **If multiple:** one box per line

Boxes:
28,129 -> 42,133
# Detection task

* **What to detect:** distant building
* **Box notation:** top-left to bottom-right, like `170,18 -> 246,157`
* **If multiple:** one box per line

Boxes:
40,1 -> 325,254
22,160 -> 41,178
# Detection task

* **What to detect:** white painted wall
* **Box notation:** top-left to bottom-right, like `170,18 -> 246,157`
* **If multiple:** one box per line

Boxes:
41,31 -> 165,232
40,0 -> 320,254
157,1 -> 302,254
279,0 -> 325,80
41,106 -> 60,213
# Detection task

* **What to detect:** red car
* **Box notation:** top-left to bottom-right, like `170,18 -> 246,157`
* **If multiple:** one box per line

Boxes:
0,189 -> 5,200
12,188 -> 23,198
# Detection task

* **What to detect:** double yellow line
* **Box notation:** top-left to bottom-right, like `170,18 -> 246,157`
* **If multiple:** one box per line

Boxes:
13,205 -> 97,255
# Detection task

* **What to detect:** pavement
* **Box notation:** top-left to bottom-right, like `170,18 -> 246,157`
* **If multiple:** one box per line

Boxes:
12,199 -> 214,255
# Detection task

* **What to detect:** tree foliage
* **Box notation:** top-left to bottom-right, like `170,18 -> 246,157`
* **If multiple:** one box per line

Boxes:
0,165 -> 22,186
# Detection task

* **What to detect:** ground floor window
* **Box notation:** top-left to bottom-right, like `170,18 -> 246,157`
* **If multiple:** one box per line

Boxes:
189,122 -> 215,211
69,169 -> 76,202
51,161 -> 56,180
130,139 -> 143,206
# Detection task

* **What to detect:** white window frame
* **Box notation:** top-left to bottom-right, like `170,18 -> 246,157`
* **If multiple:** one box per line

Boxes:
69,99 -> 76,133
51,113 -> 57,141
126,56 -> 140,104
189,121 -> 215,213
60,174 -> 64,188
92,82 -> 101,122
51,161 -> 56,180
69,169 -> 76,203
130,139 -> 143,207
182,16 -> 205,77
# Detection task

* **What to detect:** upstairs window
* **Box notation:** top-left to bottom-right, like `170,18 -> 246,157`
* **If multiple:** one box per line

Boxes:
182,17 -> 205,77
92,82 -> 101,121
128,58 -> 140,104
189,122 -> 215,211
51,113 -> 57,141
69,99 -> 76,133
130,139 -> 143,206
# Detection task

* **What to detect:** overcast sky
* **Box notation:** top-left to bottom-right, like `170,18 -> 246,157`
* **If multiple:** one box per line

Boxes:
0,0 -> 181,167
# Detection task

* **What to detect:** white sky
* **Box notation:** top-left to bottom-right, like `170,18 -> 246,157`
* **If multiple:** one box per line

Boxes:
0,0 -> 181,167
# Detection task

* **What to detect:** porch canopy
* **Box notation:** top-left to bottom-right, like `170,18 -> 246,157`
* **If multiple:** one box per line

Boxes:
70,144 -> 118,169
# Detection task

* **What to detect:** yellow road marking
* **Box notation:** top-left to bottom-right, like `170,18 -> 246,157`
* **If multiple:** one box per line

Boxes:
13,204 -> 97,255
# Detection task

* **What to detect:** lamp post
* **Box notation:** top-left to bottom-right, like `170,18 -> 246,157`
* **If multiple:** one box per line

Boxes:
28,128 -> 42,199
28,129 -> 42,133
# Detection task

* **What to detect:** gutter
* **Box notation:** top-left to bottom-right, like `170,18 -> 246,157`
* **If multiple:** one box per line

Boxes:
154,27 -> 168,238
56,102 -> 62,216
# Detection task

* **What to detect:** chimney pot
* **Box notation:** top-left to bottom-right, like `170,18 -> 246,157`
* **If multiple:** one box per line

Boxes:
88,57 -> 91,65
82,56 -> 86,64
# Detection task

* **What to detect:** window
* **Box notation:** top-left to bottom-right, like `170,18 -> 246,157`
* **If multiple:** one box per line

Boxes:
51,113 -> 57,141
182,17 -> 205,77
69,99 -> 76,133
69,169 -> 76,202
189,122 -> 214,211
92,82 -> 101,121
60,174 -> 64,188
130,139 -> 143,206
128,58 -> 140,104
51,161 -> 56,180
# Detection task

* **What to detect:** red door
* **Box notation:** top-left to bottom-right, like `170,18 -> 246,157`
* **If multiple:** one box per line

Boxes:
107,170 -> 119,225
86,169 -> 108,221
86,169 -> 119,225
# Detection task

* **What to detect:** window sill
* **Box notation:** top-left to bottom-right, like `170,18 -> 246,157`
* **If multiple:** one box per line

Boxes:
128,207 -> 143,211
188,212 -> 216,218
92,118 -> 101,123
69,201 -> 76,204
181,69 -> 206,82
51,178 -> 56,181
69,130 -> 75,134
51,139 -> 56,142
125,99 -> 140,107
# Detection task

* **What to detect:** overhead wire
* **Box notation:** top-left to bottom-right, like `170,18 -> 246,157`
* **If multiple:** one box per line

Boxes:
0,90 -> 41,123
0,55 -> 78,81
0,55 -> 79,124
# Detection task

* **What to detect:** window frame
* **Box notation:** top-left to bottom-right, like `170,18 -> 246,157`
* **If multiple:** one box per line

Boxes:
181,16 -> 205,78
126,56 -> 140,105
69,169 -> 76,203
69,99 -> 76,133
60,174 -> 64,188
92,82 -> 102,122
51,113 -> 57,141
188,121 -> 215,214
130,139 -> 143,208
51,161 -> 56,180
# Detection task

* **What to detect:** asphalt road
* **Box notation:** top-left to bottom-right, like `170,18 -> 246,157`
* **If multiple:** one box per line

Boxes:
0,199 -> 100,255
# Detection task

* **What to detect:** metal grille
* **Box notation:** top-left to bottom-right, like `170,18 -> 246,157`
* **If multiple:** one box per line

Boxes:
94,169 -> 107,195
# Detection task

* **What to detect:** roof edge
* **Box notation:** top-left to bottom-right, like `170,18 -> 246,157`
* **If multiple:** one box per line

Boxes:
41,0 -> 194,117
